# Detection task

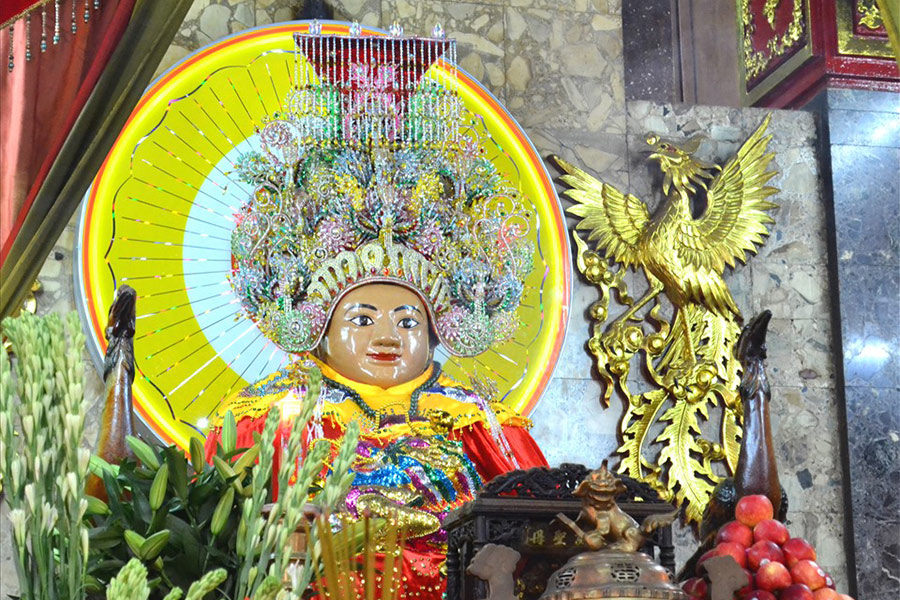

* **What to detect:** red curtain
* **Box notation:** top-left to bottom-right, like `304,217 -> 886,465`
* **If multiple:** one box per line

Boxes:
0,0 -> 135,265
0,1 -> 43,28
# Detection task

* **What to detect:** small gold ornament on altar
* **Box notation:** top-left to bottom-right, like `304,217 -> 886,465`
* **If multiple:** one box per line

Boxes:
552,115 -> 779,523
541,463 -> 684,600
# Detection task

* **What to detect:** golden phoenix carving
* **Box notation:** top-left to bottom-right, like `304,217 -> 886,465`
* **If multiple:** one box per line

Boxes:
553,115 -> 778,523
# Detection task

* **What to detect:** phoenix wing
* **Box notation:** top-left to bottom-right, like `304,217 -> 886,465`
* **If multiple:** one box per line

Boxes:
672,114 -> 778,276
553,156 -> 650,268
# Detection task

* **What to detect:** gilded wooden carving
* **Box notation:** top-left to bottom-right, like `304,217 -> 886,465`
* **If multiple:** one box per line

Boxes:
857,0 -> 884,30
553,116 -> 779,523
740,0 -> 807,81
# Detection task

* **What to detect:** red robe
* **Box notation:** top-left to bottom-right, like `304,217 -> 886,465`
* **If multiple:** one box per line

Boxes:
205,359 -> 546,596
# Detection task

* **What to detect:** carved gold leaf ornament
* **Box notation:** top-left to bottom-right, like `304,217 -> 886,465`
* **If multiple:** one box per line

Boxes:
764,0 -> 782,28
554,115 -> 779,523
858,0 -> 883,30
741,0 -> 806,80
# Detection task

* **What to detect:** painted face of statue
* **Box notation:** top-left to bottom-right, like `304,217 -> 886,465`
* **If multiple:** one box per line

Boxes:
319,283 -> 434,387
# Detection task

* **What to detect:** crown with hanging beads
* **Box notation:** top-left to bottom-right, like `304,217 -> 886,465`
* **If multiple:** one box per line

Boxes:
229,23 -> 533,357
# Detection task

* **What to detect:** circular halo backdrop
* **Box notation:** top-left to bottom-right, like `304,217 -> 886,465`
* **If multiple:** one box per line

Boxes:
76,22 -> 571,449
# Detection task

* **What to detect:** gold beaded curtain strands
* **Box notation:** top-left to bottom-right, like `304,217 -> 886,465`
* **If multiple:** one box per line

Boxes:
6,0 -> 102,72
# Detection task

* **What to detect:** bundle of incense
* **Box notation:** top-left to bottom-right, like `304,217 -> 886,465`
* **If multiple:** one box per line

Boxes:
310,515 -> 407,600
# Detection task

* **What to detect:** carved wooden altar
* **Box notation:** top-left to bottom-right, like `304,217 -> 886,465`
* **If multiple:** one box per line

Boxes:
443,464 -> 677,600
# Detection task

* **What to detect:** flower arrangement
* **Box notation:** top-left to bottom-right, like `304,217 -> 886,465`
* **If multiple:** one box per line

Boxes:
1,311 -> 384,599
1,312 -> 90,600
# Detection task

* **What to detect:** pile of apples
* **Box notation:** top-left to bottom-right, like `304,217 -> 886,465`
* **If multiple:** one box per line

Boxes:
682,495 -> 853,600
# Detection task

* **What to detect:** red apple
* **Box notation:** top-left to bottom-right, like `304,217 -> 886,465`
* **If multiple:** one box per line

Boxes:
781,583 -> 815,600
738,568 -> 754,596
716,541 -> 748,568
838,595 -> 855,600
783,537 -> 817,567
756,561 -> 792,592
812,589 -> 841,600
791,559 -> 828,591
735,495 -> 775,527
747,540 -> 786,571
741,592 -> 776,600
753,518 -> 790,545
682,577 -> 708,598
696,548 -> 718,575
717,520 -> 755,548
823,572 -> 836,589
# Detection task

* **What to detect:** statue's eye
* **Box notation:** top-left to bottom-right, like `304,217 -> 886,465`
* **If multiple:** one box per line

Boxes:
348,315 -> 374,326
397,317 -> 420,329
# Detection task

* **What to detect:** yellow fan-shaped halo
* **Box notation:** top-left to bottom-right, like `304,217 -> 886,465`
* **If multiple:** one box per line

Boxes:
76,22 -> 571,449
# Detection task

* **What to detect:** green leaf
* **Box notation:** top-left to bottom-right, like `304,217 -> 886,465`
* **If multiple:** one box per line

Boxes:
89,525 -> 126,551
131,482 -> 153,526
165,514 -> 205,573
147,501 -> 168,535
188,479 -> 219,511
164,446 -> 189,500
102,469 -> 126,519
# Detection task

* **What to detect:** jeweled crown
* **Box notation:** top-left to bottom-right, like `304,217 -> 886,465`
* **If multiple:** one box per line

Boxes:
230,26 -> 533,356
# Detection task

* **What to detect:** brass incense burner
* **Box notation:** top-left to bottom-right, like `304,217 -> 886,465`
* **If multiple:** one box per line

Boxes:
540,551 -> 685,600
540,463 -> 685,600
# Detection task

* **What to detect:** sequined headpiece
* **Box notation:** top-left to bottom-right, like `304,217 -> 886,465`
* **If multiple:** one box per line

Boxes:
230,27 -> 533,357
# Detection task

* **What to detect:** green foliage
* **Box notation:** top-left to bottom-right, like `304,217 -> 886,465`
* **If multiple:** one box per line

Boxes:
86,431 -> 254,597
1,308 -> 360,600
89,367 -> 360,599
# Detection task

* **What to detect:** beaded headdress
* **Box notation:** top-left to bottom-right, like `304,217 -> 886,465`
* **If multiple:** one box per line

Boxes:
230,27 -> 533,357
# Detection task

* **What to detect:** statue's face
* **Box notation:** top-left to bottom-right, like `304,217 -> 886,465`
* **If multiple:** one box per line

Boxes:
319,283 -> 433,387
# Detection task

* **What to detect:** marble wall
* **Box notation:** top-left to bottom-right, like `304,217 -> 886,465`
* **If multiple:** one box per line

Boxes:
1,0 -> 852,594
825,88 -> 900,600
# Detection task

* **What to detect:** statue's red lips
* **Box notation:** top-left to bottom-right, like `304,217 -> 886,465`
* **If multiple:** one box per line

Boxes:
367,352 -> 401,362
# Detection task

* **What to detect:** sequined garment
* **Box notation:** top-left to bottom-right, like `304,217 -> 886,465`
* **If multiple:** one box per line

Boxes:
206,357 -> 548,597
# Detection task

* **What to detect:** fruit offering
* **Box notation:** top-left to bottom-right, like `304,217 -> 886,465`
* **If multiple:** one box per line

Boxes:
681,495 -> 854,600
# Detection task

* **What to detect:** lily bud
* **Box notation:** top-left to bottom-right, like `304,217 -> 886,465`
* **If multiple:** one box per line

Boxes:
57,474 -> 69,501
8,508 -> 27,545
77,448 -> 91,477
66,472 -> 79,500
21,415 -> 34,439
10,459 -> 22,493
24,483 -> 36,512
65,414 -> 81,438
42,503 -> 59,533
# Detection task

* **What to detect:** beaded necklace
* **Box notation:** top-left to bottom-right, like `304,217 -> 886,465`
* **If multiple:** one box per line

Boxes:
321,362 -> 443,422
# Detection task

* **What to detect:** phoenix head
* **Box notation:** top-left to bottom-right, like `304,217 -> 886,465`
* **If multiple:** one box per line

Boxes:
646,133 -> 718,195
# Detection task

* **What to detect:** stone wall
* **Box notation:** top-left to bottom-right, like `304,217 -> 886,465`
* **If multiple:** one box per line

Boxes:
1,0 -> 849,593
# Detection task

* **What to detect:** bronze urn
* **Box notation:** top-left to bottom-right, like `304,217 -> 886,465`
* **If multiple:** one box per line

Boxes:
539,549 -> 686,600
540,463 -> 686,600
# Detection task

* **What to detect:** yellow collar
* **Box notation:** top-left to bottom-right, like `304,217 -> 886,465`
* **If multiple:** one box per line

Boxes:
311,356 -> 435,412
